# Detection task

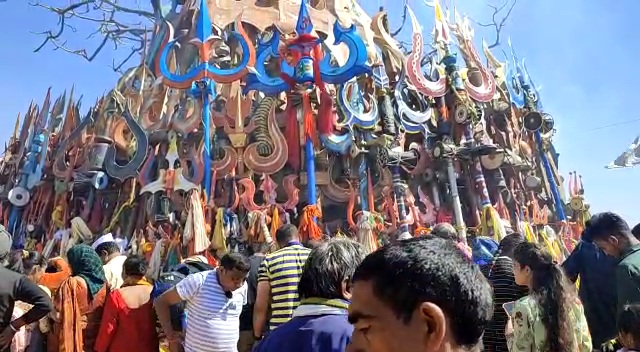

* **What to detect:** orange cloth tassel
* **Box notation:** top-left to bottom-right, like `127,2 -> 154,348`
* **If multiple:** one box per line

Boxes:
367,169 -> 375,211
302,93 -> 319,147
438,106 -> 448,121
298,205 -> 323,242
270,206 -> 280,239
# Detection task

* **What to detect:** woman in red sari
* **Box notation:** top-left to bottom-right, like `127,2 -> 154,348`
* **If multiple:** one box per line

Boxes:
95,255 -> 159,352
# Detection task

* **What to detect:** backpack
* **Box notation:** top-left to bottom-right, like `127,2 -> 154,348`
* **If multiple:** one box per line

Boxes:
472,236 -> 499,265
172,260 -> 214,277
152,261 -> 215,331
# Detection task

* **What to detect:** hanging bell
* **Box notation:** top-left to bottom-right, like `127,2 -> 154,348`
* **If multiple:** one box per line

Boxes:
91,171 -> 109,190
541,113 -> 555,133
84,143 -> 110,171
569,196 -> 585,211
454,103 -> 469,124
433,141 -> 455,159
524,175 -> 541,189
480,150 -> 505,170
8,186 -> 30,207
523,111 -> 544,131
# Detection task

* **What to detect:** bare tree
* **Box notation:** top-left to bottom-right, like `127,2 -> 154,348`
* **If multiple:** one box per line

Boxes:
29,0 -> 157,72
388,0 -> 518,66
475,0 -> 518,49
17,0 -> 516,72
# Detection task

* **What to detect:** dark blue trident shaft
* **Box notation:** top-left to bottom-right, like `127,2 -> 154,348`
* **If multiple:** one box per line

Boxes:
158,0 -> 254,201
506,41 -> 565,222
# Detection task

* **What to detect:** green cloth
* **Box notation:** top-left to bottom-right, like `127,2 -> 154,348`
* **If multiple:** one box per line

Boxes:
67,244 -> 106,299
616,243 -> 640,316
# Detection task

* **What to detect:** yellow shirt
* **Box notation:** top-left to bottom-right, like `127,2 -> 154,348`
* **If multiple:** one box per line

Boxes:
258,243 -> 311,330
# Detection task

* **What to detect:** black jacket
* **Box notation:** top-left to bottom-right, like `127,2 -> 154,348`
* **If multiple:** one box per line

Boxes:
563,241 -> 617,346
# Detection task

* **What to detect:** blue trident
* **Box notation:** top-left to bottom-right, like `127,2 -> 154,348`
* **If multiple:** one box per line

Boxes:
506,41 -> 565,222
158,0 -> 254,202
244,0 -> 370,211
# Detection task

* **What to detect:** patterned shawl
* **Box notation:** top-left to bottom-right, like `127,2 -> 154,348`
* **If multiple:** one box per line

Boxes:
66,245 -> 106,299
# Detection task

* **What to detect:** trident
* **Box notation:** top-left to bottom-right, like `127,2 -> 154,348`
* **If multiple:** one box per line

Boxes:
158,0 -> 254,201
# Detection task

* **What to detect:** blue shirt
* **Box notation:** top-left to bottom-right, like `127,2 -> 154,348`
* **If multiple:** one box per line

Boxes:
254,313 -> 352,352
563,240 -> 617,346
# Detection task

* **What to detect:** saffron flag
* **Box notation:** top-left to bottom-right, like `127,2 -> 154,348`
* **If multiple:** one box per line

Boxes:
433,0 -> 451,43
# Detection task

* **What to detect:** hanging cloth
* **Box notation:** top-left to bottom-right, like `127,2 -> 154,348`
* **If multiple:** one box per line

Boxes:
212,208 -> 227,253
270,206 -> 280,239
299,205 -> 323,242
183,191 -> 209,254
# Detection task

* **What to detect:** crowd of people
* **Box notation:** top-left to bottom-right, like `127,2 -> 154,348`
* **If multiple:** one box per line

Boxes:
0,211 -> 640,352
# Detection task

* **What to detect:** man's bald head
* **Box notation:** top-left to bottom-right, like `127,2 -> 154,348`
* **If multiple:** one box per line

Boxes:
431,223 -> 458,241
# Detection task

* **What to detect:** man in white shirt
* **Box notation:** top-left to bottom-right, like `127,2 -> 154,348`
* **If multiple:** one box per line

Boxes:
93,234 -> 127,289
155,253 -> 250,352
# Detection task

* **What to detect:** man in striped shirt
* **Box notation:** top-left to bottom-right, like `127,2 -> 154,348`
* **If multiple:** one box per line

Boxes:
253,224 -> 311,341
155,253 -> 250,352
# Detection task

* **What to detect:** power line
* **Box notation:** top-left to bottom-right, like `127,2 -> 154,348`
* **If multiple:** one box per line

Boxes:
584,118 -> 640,132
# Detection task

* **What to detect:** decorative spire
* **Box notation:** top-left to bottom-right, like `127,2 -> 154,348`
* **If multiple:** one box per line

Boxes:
577,174 -> 584,195
36,88 -> 52,130
196,0 -> 213,44
568,171 -> 574,197
433,0 -> 451,44
296,0 -> 313,35
11,113 -> 20,144
59,86 -> 75,136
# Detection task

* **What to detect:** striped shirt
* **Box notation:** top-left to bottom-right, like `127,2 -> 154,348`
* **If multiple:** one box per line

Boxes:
258,242 -> 311,330
176,269 -> 247,352
484,256 -> 528,352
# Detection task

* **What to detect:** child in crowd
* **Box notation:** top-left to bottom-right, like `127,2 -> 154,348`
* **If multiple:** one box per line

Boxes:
618,304 -> 640,352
